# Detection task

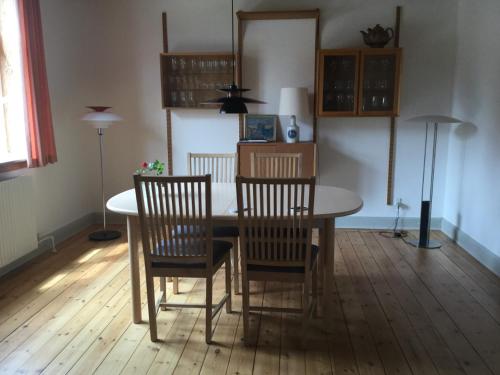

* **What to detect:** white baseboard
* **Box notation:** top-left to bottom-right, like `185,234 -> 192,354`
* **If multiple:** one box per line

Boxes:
0,213 -> 95,278
3,212 -> 498,279
336,216 -> 442,230
441,219 -> 500,277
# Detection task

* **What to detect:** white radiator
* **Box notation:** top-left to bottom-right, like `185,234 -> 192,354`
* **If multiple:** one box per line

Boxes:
0,176 -> 38,268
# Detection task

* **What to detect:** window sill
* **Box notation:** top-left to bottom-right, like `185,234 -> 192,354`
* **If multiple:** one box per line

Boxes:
0,160 -> 28,174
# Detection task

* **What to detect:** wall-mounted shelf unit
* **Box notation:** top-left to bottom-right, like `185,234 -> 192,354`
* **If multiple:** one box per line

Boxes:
317,48 -> 401,117
160,52 -> 235,109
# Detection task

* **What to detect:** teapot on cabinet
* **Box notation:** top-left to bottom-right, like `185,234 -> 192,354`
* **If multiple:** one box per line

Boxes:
360,24 -> 394,48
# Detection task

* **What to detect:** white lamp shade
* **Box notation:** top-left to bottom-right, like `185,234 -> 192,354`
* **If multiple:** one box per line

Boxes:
81,107 -> 122,129
407,115 -> 462,124
279,87 -> 309,119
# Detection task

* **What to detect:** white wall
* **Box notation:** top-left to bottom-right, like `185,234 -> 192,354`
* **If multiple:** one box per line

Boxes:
444,0 -> 500,257
86,0 -> 458,226
27,0 -> 101,236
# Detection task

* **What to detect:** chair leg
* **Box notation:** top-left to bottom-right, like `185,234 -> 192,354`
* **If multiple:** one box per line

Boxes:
242,274 -> 250,344
225,257 -> 232,313
145,274 -> 158,342
232,237 -> 240,294
160,277 -> 167,311
206,275 -> 213,344
173,277 -> 179,294
312,263 -> 318,317
302,278 -> 310,345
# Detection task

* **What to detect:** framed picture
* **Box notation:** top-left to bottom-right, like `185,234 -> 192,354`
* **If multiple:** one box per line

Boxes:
244,114 -> 277,141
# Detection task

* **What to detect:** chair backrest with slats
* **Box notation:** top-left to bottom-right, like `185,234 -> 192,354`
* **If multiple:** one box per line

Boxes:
187,152 -> 237,183
134,174 -> 213,267
250,152 -> 303,178
236,176 -> 316,271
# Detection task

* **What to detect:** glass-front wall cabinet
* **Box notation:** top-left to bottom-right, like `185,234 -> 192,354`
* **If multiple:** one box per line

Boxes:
317,48 -> 401,117
319,50 -> 359,116
161,52 -> 234,109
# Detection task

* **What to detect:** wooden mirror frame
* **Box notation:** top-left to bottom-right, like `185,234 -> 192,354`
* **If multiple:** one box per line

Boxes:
236,9 -> 320,142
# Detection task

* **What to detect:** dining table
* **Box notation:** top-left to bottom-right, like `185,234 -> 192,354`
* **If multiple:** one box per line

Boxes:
107,182 -> 363,325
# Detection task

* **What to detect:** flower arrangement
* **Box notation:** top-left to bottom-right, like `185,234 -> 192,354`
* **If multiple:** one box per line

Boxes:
136,160 -> 165,175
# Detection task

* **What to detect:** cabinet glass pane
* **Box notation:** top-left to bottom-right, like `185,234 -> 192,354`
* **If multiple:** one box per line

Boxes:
361,55 -> 396,112
322,55 -> 356,112
163,55 -> 234,108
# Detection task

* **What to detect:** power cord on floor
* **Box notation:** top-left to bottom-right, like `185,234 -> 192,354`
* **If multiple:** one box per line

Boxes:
378,200 -> 408,239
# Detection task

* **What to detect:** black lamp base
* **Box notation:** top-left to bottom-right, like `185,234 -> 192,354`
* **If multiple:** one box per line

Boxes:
89,230 -> 121,241
407,238 -> 441,249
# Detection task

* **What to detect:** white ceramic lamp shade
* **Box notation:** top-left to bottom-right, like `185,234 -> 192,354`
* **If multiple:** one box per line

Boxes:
279,87 -> 309,120
407,115 -> 462,124
279,88 -> 309,143
81,106 -> 122,129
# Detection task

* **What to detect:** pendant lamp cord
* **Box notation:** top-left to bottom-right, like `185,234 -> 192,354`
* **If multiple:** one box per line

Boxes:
231,0 -> 235,85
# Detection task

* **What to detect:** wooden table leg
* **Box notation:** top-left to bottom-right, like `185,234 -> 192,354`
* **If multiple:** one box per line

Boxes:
322,218 -> 335,328
127,216 -> 142,323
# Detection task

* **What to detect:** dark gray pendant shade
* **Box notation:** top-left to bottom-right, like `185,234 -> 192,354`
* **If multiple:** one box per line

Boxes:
202,0 -> 265,113
203,84 -> 266,114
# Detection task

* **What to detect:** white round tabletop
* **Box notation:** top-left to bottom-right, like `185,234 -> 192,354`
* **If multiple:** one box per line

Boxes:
107,183 -> 362,220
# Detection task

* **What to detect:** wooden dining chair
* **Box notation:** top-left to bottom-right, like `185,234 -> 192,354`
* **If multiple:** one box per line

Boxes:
236,176 -> 318,343
187,152 -> 237,183
134,174 -> 232,344
187,152 -> 241,294
250,152 -> 303,178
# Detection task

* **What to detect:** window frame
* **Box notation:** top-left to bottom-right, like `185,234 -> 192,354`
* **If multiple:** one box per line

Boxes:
0,159 -> 27,173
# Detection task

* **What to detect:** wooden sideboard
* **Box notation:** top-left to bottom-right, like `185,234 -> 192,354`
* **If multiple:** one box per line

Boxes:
237,142 -> 316,177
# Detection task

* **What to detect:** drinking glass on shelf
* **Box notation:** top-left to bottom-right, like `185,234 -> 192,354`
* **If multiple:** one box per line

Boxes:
170,91 -> 177,107
341,58 -> 352,71
190,58 -> 198,73
199,59 -> 206,73
336,94 -> 345,110
381,95 -> 390,108
188,91 -> 196,107
220,59 -> 228,73
333,80 -> 344,90
168,76 -> 176,89
371,95 -> 380,109
380,58 -> 390,71
179,57 -> 187,72
188,76 -> 195,90
170,57 -> 178,72
379,79 -> 388,89
179,91 -> 187,107
346,80 -> 354,89
346,94 -> 354,109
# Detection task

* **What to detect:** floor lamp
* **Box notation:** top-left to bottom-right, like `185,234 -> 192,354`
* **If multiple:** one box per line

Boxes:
82,106 -> 122,241
407,115 -> 462,249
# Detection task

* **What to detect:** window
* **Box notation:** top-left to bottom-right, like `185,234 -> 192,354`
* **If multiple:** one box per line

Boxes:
0,0 -> 28,166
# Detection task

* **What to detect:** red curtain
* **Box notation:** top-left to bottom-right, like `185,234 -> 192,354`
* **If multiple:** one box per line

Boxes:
18,0 -> 57,167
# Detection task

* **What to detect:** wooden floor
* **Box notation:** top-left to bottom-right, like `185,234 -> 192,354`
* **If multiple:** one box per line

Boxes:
0,226 -> 499,375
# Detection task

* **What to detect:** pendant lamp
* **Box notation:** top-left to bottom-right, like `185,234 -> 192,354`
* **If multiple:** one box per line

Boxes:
202,0 -> 265,113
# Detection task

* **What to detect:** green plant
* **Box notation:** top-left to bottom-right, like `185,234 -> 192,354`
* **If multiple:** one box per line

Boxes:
136,160 -> 165,176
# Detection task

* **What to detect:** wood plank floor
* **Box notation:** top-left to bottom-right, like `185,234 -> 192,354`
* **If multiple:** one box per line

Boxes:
0,226 -> 499,374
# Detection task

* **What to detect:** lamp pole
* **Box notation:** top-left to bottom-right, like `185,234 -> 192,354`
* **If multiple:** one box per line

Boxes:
407,115 -> 462,249
82,106 -> 122,241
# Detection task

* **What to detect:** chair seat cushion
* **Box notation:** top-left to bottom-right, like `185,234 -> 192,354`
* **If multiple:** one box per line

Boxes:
247,244 -> 319,274
151,240 -> 232,269
173,225 -> 239,238
213,225 -> 239,238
